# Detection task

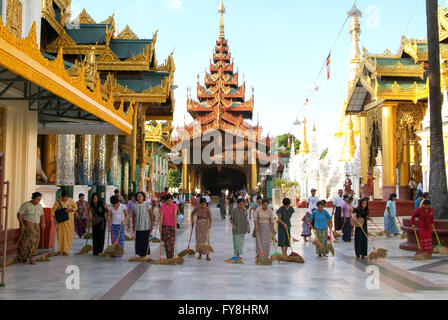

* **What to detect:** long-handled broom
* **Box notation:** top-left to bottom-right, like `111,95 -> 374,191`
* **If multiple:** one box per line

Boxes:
361,223 -> 388,263
368,217 -> 386,237
312,228 -> 325,251
102,223 -> 125,258
151,228 -> 180,265
395,214 -> 407,239
433,225 -> 448,255
178,221 -> 195,257
413,227 -> 432,260
150,217 -> 161,243
255,230 -> 272,265
284,226 -> 305,263
270,232 -> 284,263
36,226 -> 50,262
76,220 -> 92,255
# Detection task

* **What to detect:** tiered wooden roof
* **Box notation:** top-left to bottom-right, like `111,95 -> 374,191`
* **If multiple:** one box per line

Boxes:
187,36 -> 255,133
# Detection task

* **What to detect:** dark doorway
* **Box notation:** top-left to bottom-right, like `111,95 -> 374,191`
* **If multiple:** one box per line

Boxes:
201,166 -> 247,195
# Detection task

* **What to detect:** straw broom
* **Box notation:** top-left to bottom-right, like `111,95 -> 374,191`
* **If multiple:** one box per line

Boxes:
433,226 -> 448,255
357,222 -> 388,263
255,229 -> 272,265
395,214 -> 407,239
36,226 -> 50,262
270,232 -> 284,263
178,221 -> 195,257
412,227 -> 432,260
225,235 -> 244,264
76,220 -> 92,255
102,223 -> 125,258
312,229 -> 324,251
284,226 -> 305,263
368,217 -> 386,237
151,227 -> 179,265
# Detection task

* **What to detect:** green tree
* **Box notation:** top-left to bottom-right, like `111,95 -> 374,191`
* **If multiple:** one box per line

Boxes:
168,168 -> 182,189
274,134 -> 301,155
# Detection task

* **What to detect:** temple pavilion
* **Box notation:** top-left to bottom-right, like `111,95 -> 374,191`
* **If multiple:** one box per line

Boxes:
179,0 -> 269,196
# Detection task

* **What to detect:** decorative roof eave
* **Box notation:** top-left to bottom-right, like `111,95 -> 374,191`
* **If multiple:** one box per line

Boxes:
53,0 -> 71,10
0,20 -> 133,134
376,61 -> 425,79
97,45 -> 151,71
375,79 -> 429,104
400,36 -> 428,63
41,0 -> 64,35
112,75 -> 171,104
74,9 -> 96,24
116,25 -> 139,40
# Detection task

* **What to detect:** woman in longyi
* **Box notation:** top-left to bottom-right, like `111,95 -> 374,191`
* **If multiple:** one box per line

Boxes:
52,189 -> 78,255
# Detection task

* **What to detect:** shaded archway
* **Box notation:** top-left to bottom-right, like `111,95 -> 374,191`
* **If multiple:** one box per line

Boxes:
201,166 -> 247,195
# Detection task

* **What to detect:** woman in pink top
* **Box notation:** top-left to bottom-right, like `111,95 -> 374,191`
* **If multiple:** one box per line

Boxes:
159,194 -> 178,258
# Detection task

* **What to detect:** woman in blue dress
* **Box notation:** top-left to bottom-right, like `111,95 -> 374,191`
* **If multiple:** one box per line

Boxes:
384,193 -> 399,236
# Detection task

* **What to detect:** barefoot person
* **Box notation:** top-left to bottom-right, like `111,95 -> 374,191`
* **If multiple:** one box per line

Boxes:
411,200 -> 434,257
89,193 -> 107,256
309,201 -> 332,257
254,199 -> 275,258
106,195 -> 128,257
132,192 -> 154,258
354,198 -> 369,259
17,192 -> 45,264
52,189 -> 78,256
276,198 -> 295,256
191,197 -> 213,261
384,193 -> 399,236
230,198 -> 250,259
159,195 -> 178,259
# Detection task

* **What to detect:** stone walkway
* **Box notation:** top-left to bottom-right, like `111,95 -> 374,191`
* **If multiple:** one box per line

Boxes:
0,204 -> 447,300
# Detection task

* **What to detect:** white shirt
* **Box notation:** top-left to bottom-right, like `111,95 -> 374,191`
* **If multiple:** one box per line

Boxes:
108,203 -> 126,225
417,183 -> 423,192
178,194 -> 186,204
308,196 -> 319,210
173,198 -> 179,205
351,197 -> 358,209
204,196 -> 211,203
333,196 -> 343,207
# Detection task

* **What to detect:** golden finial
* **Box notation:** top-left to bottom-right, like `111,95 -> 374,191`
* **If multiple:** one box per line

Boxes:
218,0 -> 226,40
299,117 -> 310,155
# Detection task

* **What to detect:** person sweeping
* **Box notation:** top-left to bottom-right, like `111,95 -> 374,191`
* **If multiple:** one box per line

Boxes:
229,198 -> 250,260
411,200 -> 434,258
89,193 -> 107,256
191,197 -> 213,261
309,201 -> 332,258
106,195 -> 128,258
276,198 -> 295,256
254,199 -> 275,260
159,195 -> 178,259
131,192 -> 154,259
353,198 -> 369,259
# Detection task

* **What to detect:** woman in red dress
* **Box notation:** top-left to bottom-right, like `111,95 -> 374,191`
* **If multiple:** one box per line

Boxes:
411,200 -> 435,256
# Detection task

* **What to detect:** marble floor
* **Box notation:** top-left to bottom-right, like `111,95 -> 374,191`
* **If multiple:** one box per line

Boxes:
0,204 -> 447,300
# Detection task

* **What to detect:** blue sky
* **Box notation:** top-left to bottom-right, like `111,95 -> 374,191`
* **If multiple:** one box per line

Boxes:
71,0 -> 443,148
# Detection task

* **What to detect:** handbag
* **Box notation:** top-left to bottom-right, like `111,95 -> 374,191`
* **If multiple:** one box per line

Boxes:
55,200 -> 69,223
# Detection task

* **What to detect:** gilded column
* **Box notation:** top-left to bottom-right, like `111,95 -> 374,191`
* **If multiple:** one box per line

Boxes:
111,135 -> 119,186
94,135 -> 107,186
251,147 -> 257,191
81,135 -> 93,186
129,103 -> 138,190
56,134 -> 75,193
381,103 -> 397,199
123,160 -> 129,196
182,148 -> 188,191
399,130 -> 411,199
359,113 -> 368,183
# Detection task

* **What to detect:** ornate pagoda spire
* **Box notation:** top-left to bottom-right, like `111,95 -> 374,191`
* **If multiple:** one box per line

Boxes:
347,4 -> 362,94
186,0 -> 254,132
218,0 -> 226,40
299,117 -> 310,155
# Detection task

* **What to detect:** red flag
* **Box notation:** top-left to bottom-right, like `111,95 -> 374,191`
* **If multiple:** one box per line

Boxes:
326,53 -> 331,80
